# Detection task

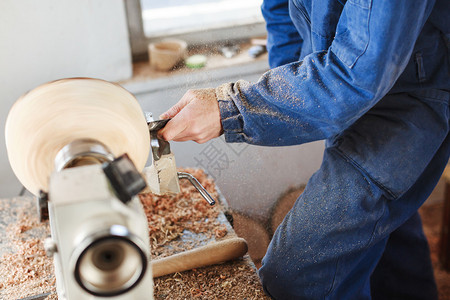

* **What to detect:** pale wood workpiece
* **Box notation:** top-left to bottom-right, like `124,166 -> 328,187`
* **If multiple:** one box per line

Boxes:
5,78 -> 150,195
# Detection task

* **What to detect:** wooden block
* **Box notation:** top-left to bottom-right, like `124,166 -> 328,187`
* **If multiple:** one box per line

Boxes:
231,211 -> 270,262
269,187 -> 304,235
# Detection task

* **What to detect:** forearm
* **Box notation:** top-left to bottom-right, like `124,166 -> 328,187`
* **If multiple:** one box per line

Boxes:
217,52 -> 373,146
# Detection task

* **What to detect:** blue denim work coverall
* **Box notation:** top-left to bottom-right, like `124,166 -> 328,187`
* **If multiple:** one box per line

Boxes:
215,0 -> 450,298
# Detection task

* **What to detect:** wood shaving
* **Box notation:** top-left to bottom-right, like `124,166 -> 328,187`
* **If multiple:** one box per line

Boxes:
140,168 -> 225,258
0,200 -> 56,299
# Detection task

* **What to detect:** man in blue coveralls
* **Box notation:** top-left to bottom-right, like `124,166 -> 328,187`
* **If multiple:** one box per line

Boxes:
159,0 -> 450,298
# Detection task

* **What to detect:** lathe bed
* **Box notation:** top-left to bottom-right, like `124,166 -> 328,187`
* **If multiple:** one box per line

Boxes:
0,169 -> 269,300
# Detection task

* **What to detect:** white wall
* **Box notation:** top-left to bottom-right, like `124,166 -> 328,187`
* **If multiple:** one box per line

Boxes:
0,0 -> 132,197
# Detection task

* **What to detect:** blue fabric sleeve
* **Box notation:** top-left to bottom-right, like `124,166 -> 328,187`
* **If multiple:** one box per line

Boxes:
218,0 -> 436,146
261,0 -> 302,68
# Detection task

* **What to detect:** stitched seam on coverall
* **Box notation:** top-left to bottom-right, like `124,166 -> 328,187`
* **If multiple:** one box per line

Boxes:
350,0 -> 372,67
334,147 -> 398,200
325,148 -> 388,297
326,256 -> 341,298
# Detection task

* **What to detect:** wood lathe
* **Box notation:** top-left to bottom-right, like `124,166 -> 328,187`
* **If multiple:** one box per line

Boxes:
4,78 -> 247,299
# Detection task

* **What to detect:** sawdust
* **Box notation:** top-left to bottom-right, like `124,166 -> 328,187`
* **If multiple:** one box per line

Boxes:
140,168 -> 224,257
121,41 -> 268,84
0,201 -> 56,299
153,259 -> 269,300
0,168 -> 266,299
141,168 -> 268,299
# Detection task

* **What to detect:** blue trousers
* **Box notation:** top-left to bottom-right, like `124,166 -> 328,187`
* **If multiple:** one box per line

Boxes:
259,89 -> 450,299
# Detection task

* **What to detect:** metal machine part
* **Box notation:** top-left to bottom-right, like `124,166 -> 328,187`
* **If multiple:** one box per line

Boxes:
147,118 -> 171,132
54,139 -> 147,204
18,292 -> 52,300
145,112 -> 217,205
54,138 -> 115,172
5,79 -> 154,299
178,172 -> 215,206
150,129 -> 171,162
73,225 -> 147,297
103,154 -> 147,204
37,190 -> 49,222
146,115 -> 172,161
45,139 -> 153,300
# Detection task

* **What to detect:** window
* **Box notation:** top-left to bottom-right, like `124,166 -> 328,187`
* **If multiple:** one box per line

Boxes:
141,0 -> 264,38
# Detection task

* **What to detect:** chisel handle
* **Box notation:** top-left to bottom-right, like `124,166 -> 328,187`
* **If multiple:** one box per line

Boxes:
152,237 -> 248,278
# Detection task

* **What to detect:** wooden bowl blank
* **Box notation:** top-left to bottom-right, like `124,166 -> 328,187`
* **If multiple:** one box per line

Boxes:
5,78 -> 150,195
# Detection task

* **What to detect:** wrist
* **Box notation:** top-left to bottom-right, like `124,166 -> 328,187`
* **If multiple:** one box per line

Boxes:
215,83 -> 245,143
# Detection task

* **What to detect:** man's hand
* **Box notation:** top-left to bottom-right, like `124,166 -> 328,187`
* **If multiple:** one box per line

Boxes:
158,88 -> 223,144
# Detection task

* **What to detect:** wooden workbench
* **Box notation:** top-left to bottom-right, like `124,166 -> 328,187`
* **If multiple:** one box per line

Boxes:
0,169 -> 269,299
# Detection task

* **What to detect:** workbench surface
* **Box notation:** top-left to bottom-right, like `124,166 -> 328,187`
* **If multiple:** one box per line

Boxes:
0,169 -> 269,299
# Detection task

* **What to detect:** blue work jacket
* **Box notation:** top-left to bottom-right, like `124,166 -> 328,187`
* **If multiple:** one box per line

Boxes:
218,0 -> 450,146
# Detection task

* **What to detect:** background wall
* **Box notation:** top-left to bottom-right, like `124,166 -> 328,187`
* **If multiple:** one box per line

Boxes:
0,0 -> 132,197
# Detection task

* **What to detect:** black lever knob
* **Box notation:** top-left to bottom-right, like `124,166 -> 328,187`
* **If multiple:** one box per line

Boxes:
103,154 -> 147,204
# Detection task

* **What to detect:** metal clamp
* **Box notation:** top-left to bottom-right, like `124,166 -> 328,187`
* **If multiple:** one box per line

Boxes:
54,138 -> 114,172
145,112 -> 216,206
177,172 -> 215,206
146,112 -> 172,161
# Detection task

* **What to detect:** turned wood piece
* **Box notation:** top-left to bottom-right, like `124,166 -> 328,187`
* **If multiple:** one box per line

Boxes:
151,237 -> 248,278
5,78 -> 150,195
